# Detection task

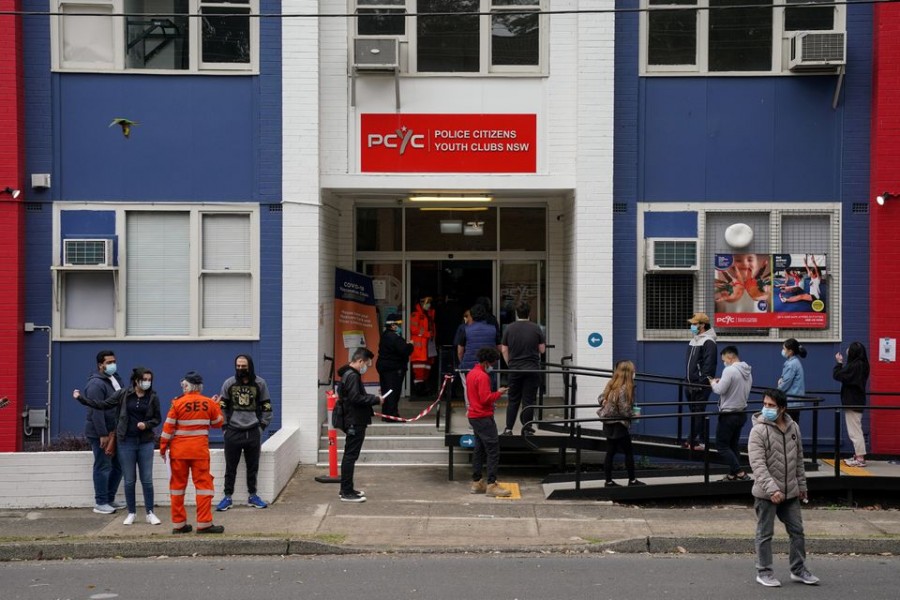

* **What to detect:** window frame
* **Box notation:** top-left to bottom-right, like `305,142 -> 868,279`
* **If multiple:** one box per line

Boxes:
52,203 -> 260,341
51,0 -> 260,74
639,0 -> 846,76
637,202 -> 842,341
353,0 -> 548,76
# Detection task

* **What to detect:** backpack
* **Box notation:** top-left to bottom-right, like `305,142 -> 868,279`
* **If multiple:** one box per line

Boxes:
331,383 -> 347,432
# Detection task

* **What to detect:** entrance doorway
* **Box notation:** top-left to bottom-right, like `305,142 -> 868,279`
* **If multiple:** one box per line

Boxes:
410,260 -> 493,398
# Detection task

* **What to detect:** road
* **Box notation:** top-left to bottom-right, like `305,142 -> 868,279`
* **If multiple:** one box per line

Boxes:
1,553 -> 897,599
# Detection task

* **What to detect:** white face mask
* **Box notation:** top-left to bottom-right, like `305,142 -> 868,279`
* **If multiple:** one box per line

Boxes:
360,364 -> 369,375
139,380 -> 152,391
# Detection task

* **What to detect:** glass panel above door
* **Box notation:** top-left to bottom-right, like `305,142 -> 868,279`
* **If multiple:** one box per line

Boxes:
406,207 -> 498,252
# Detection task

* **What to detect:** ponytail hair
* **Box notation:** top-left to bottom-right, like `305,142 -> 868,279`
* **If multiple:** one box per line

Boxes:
784,338 -> 807,359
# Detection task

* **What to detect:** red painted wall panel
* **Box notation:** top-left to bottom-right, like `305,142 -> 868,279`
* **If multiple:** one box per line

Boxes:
0,4 -> 25,451
870,5 -> 900,454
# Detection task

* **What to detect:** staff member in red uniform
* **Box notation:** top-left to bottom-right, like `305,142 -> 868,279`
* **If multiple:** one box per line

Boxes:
409,295 -> 436,394
159,371 -> 225,534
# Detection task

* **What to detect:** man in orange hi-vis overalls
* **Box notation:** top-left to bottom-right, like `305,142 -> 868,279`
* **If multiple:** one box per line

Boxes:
159,371 -> 225,534
409,295 -> 436,394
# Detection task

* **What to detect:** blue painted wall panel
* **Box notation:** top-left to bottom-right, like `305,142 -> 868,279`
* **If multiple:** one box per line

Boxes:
57,75 -> 255,201
644,211 -> 697,238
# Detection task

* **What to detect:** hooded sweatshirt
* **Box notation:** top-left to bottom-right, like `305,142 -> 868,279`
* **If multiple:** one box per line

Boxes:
685,328 -> 717,384
711,360 -> 752,412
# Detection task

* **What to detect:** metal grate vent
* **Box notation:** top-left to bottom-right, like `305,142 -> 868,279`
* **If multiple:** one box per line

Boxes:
268,204 -> 283,213
801,33 -> 845,62
653,240 -> 697,269
613,202 -> 628,214
25,203 -> 42,212
851,203 -> 868,215
64,239 -> 111,266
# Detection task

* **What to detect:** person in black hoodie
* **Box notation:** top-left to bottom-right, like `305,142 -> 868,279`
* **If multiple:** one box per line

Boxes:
833,341 -> 870,467
376,313 -> 413,422
337,348 -> 385,502
684,313 -> 717,450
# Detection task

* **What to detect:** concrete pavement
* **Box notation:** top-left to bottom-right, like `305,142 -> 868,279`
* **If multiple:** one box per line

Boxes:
1,465 -> 899,560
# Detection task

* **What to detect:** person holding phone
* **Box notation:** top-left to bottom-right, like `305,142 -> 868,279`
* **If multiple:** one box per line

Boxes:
466,347 -> 512,497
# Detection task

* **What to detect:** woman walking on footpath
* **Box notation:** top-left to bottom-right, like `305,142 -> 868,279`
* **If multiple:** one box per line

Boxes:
833,341 -> 870,467
598,360 -> 644,487
749,389 -> 818,587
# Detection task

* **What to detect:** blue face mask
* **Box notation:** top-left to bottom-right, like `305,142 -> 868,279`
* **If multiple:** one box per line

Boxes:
761,407 -> 778,421
104,363 -> 117,377
485,365 -> 494,373
394,326 -> 403,337
690,325 -> 699,335
781,349 -> 788,358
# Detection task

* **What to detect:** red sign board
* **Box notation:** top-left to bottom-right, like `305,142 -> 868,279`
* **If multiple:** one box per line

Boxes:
360,113 -> 537,173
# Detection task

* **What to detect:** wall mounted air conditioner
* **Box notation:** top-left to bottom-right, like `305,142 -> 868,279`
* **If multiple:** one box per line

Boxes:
63,238 -> 114,267
645,239 -> 699,272
789,31 -> 846,71
352,37 -> 399,70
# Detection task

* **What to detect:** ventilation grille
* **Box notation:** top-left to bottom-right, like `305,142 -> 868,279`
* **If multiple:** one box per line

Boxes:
268,204 -> 283,213
851,203 -> 868,215
613,202 -> 628,214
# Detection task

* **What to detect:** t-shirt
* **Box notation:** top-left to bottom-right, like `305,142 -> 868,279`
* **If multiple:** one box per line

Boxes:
501,320 -> 546,369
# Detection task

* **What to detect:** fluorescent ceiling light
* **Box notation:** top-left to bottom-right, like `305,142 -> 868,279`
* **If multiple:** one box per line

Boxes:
419,207 -> 489,212
408,195 -> 493,203
440,220 -> 463,234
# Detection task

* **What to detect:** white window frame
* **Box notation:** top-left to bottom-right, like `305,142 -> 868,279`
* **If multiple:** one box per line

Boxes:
353,0 -> 548,76
639,0 -> 846,76
51,0 -> 260,73
636,202 -> 842,341
52,203 -> 260,340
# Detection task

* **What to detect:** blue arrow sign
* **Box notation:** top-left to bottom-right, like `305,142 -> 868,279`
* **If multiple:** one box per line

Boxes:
587,333 -> 603,348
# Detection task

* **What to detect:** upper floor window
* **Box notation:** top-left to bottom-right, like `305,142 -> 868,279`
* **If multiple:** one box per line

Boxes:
53,0 -> 259,73
641,0 -> 844,75
354,0 -> 544,74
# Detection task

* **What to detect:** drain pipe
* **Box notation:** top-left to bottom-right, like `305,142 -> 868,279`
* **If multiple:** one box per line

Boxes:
24,323 -> 52,447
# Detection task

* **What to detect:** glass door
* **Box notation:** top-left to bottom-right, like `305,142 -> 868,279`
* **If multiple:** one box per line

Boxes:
498,260 -> 545,335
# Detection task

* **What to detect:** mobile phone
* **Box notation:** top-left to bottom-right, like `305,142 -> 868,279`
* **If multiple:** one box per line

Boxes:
382,389 -> 393,399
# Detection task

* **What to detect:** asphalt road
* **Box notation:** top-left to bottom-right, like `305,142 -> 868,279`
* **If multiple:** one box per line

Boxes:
2,553 -> 897,600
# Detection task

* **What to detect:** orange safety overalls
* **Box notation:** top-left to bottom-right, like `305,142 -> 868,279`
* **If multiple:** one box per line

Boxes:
159,392 -> 224,529
409,301 -> 436,384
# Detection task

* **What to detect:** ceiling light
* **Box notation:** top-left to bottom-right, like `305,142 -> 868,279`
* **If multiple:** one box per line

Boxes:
408,195 -> 492,203
418,207 -> 489,212
440,220 -> 463,234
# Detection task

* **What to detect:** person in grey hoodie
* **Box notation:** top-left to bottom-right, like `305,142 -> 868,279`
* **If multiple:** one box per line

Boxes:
710,345 -> 752,481
748,389 -> 818,587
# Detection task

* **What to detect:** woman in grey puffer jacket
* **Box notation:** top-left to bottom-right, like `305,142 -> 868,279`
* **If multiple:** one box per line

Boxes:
748,388 -> 818,588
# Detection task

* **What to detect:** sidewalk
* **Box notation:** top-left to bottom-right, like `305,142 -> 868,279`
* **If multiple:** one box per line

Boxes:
1,465 -> 899,560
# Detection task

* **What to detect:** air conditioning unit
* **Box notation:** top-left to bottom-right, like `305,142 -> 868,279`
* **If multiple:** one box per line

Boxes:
352,37 -> 399,70
63,238 -> 114,267
789,31 -> 846,71
645,239 -> 699,272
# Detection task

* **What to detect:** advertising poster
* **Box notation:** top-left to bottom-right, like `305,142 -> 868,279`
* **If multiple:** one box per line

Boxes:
713,253 -> 827,329
334,268 -> 380,385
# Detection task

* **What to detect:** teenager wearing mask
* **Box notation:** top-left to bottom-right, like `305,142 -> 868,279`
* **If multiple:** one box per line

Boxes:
467,347 -> 512,497
749,389 -> 818,587
833,342 -> 870,467
778,338 -> 807,425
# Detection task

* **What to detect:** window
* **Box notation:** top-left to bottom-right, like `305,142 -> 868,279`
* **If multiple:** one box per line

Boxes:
639,204 -> 840,340
354,0 -> 544,74
54,205 -> 259,339
641,0 -> 844,74
54,0 -> 258,72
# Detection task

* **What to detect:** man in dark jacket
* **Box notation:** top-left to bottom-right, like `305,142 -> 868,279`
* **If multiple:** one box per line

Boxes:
82,349 -> 124,514
376,313 -> 413,421
337,348 -> 384,502
214,354 -> 274,511
684,313 -> 717,450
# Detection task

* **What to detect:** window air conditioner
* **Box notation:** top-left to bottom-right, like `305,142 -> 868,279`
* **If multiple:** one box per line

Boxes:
352,37 -> 399,70
63,238 -> 114,267
789,31 -> 846,71
645,239 -> 699,272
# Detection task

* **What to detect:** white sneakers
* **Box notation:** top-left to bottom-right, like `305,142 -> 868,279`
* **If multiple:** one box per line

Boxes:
123,511 -> 161,525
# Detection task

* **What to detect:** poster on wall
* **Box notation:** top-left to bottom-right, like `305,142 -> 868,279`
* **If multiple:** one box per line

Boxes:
334,268 -> 380,385
713,253 -> 827,329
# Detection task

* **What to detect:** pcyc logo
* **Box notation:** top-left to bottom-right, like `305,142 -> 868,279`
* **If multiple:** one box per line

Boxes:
367,126 -> 425,156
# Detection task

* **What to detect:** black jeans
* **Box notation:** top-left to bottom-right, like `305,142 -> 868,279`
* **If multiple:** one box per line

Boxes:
715,412 -> 748,475
604,424 -> 635,482
469,417 -> 500,484
379,368 -> 406,418
684,385 -> 712,445
506,371 -> 541,431
340,425 -> 367,495
223,426 -> 262,496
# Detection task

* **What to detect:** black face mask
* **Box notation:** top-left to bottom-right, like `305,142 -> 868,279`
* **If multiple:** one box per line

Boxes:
236,368 -> 250,380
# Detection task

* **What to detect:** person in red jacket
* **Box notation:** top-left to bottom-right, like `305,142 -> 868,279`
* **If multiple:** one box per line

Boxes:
159,371 -> 225,534
409,295 -> 436,394
467,347 -> 511,498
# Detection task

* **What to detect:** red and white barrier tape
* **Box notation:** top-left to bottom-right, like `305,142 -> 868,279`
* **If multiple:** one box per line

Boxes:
374,374 -> 453,422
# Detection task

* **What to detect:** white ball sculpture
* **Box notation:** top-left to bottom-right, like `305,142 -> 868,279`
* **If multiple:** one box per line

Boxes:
724,223 -> 753,249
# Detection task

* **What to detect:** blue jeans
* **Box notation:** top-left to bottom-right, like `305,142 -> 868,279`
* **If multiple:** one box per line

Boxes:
715,412 -> 747,475
89,437 -> 123,506
755,497 -> 808,576
117,436 -> 155,514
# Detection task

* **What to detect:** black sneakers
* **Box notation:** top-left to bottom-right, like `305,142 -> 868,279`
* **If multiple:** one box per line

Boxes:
172,524 -> 193,534
197,525 -> 225,534
340,492 -> 366,503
